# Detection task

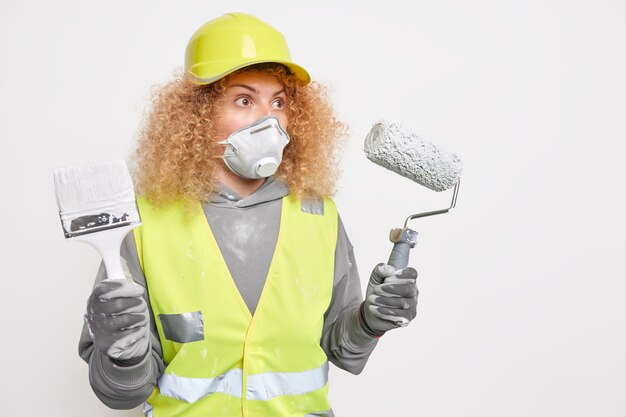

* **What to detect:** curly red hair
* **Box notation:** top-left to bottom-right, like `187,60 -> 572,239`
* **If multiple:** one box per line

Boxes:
131,63 -> 348,207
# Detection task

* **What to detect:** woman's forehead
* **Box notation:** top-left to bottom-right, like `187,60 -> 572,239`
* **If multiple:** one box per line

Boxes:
224,70 -> 284,90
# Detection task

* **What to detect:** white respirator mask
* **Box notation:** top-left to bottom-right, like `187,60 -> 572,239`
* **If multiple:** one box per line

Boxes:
218,115 -> 291,179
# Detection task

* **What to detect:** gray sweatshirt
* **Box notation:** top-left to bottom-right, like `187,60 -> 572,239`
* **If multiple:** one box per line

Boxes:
78,176 -> 379,410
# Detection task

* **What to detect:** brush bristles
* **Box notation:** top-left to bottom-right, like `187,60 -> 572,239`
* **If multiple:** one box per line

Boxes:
53,159 -> 141,237
54,160 -> 135,214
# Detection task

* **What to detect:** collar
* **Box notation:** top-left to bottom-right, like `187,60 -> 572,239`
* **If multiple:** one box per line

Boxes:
208,176 -> 289,208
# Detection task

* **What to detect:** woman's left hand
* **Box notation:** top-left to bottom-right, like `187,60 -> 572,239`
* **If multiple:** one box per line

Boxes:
358,263 -> 419,337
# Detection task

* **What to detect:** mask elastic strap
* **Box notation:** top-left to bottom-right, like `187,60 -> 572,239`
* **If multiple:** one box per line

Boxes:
218,140 -> 238,157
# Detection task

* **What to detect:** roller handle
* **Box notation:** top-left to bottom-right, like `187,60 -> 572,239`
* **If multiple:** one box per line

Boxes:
387,227 -> 419,270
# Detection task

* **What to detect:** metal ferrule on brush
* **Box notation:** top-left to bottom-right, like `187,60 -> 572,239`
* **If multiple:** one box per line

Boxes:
59,201 -> 141,238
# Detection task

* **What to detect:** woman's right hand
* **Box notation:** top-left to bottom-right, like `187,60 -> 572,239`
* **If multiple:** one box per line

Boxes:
85,276 -> 150,362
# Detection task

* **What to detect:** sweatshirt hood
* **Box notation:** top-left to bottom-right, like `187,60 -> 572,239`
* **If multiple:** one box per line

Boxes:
208,176 -> 289,208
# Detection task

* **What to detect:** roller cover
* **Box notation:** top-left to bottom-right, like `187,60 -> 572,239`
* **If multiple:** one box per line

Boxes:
364,121 -> 463,192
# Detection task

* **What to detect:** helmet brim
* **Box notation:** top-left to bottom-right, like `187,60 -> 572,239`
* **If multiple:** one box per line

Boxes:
188,60 -> 311,86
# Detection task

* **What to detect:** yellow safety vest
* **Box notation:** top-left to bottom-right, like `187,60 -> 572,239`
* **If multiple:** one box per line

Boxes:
133,193 -> 338,417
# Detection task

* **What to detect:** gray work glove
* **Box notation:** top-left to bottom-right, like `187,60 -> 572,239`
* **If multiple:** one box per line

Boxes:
85,269 -> 150,362
359,263 -> 418,337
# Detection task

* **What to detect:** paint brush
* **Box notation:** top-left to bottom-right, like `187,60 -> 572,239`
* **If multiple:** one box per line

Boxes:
53,159 -> 141,280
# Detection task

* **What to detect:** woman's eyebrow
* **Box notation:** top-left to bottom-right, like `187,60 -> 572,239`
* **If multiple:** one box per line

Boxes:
228,84 -> 285,96
272,88 -> 286,97
229,84 -> 258,94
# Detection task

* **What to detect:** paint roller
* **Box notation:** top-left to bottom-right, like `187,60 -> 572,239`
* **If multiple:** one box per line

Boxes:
364,121 -> 463,270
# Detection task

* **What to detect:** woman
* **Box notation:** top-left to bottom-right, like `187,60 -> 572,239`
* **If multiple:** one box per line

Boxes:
79,12 -> 418,417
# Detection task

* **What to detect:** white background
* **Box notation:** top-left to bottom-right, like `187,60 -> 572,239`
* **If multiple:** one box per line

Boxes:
1,0 -> 625,416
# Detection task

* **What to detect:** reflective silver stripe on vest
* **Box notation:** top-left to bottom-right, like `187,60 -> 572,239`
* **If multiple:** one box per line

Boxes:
301,198 -> 325,215
157,361 -> 328,403
158,311 -> 204,343
247,361 -> 329,401
143,401 -> 154,417
304,409 -> 335,417
158,368 -> 243,403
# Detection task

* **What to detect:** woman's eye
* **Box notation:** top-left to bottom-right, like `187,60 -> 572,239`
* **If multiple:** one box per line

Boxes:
272,99 -> 284,109
235,97 -> 251,107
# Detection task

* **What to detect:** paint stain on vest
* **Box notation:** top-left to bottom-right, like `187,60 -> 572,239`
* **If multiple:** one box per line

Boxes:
295,276 -> 319,300
185,239 -> 198,263
271,345 -> 285,362
211,357 -> 218,376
